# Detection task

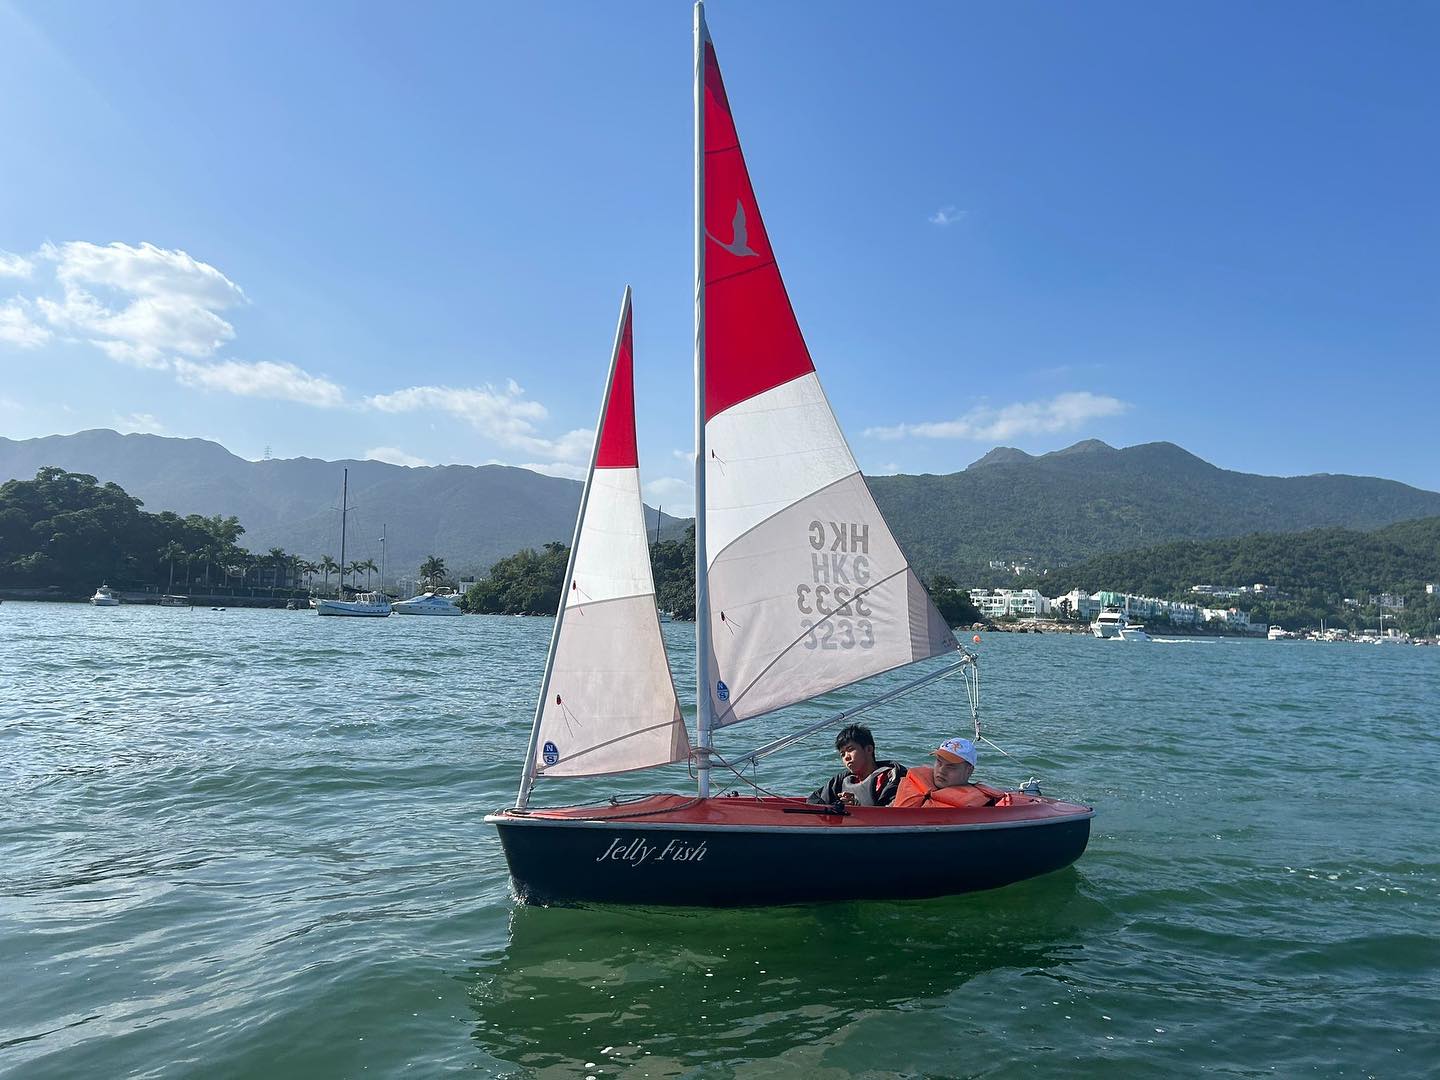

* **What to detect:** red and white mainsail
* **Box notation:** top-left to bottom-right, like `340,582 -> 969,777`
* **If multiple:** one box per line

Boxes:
696,14 -> 957,733
520,290 -> 688,798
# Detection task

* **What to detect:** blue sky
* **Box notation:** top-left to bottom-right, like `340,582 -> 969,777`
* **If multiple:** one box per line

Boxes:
2,0 -> 1436,515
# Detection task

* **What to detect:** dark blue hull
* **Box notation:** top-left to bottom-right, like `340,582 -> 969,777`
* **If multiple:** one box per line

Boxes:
490,800 -> 1092,906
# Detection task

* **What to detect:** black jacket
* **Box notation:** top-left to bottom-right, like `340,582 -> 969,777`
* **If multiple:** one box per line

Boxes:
807,760 -> 908,806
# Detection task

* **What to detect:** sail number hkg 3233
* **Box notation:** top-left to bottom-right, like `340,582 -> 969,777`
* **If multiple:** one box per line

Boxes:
797,519 -> 875,650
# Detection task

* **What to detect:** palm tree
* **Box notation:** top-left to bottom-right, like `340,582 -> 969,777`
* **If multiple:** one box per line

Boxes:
359,558 -> 378,589
159,541 -> 186,593
345,561 -> 362,595
320,555 -> 339,596
419,555 -> 447,591
266,548 -> 288,593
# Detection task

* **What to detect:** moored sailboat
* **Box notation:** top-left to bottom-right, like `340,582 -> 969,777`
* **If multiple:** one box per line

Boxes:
314,470 -> 391,617
487,4 -> 1092,906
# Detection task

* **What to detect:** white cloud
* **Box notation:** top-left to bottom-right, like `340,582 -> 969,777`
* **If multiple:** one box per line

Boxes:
172,358 -> 346,407
865,391 -> 1130,441
113,411 -> 166,434
928,206 -> 966,227
35,241 -> 246,367
367,380 -> 590,463
671,448 -> 692,463
511,461 -> 587,480
0,298 -> 52,347
870,462 -> 901,475
0,251 -> 34,278
643,476 -> 695,518
365,446 -> 432,468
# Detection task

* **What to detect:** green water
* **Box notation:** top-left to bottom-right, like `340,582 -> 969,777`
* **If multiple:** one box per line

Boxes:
1,603 -> 1436,1078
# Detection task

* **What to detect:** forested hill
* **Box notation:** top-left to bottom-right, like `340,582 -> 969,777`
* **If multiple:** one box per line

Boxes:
868,440 -> 1440,577
1021,516 -> 1440,604
0,429 -> 684,578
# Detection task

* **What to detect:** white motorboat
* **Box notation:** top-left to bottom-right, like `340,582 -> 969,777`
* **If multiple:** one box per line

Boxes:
159,594 -> 191,608
1267,625 -> 1292,641
316,592 -> 392,617
1117,626 -> 1150,641
1090,607 -> 1126,638
391,591 -> 463,616
89,584 -> 120,606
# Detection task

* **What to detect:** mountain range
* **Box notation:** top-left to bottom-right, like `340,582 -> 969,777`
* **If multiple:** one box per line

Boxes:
865,439 -> 1440,576
0,430 -> 684,580
3,430 -> 1438,581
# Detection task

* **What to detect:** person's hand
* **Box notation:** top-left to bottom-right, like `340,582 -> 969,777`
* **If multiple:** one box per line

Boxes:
837,791 -> 857,805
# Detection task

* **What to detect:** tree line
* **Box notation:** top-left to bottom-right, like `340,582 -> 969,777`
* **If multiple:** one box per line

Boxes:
0,467 -> 457,599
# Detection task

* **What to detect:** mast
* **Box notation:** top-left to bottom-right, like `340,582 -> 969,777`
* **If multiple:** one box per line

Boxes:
516,287 -> 634,808
379,523 -> 387,599
693,0 -> 714,799
338,467 -> 348,599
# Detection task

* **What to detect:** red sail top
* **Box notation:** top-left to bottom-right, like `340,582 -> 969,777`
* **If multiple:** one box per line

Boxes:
703,40 -> 815,421
595,305 -> 638,469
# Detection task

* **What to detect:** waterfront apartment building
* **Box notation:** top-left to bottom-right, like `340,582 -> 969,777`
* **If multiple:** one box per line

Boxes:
970,588 -> 1053,619
1201,607 -> 1258,631
1051,588 -> 1104,620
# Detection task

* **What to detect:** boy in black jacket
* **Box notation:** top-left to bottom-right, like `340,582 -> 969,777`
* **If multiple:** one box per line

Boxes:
806,723 -> 907,806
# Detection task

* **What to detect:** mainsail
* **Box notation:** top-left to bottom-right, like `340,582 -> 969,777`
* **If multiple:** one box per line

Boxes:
696,13 -> 957,733
518,289 -> 688,801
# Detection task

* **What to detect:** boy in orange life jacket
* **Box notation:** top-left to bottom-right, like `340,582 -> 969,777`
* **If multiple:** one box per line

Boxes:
893,737 -> 1000,808
806,723 -> 907,807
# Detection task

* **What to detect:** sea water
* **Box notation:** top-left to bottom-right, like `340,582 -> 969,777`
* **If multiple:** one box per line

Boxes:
1,603 -> 1436,1078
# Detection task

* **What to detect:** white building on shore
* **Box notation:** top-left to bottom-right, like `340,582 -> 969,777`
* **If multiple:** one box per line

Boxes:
970,588 -> 1054,619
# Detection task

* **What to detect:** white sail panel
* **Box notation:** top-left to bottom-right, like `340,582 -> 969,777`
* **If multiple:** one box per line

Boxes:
535,592 -> 688,777
565,466 -> 656,608
706,468 -> 956,727
704,372 -> 856,559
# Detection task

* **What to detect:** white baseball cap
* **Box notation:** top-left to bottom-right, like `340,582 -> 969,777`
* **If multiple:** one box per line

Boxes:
935,737 -> 977,766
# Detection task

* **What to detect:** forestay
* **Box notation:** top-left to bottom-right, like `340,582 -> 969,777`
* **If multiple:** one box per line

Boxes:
519,290 -> 688,800
699,27 -> 957,730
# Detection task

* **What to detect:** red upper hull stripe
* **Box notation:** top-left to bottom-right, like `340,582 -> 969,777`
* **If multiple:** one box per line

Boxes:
594,305 -> 638,469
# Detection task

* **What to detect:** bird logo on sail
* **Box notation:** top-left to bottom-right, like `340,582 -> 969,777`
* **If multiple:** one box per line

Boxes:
707,199 -> 760,257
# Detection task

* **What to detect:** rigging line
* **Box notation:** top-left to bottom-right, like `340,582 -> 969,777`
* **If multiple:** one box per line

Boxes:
706,258 -> 778,288
704,748 -> 790,800
730,653 -> 973,770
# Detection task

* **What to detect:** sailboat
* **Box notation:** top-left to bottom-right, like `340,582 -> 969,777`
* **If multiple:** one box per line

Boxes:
487,4 -> 1092,906
314,469 -> 391,617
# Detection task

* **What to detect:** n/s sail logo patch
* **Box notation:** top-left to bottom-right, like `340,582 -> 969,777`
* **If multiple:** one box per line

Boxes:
542,741 -> 559,766
716,680 -> 729,701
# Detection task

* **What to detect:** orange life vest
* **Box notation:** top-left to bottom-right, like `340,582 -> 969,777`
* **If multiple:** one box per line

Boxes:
893,766 -> 1003,809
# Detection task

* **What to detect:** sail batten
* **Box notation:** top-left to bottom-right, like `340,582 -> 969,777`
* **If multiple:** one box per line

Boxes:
517,289 -> 688,803
699,19 -> 957,732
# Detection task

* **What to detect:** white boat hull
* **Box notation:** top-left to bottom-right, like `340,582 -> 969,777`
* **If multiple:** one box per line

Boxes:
314,599 -> 391,617
90,597 -> 120,607
391,595 -> 463,616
